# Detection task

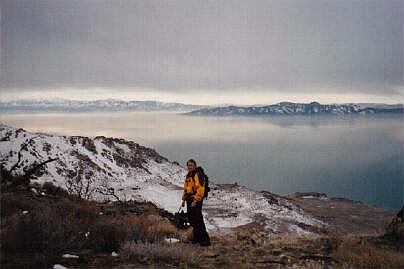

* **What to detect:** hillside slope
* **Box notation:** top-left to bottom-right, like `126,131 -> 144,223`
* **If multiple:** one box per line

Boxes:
0,124 -> 322,235
2,182 -> 402,269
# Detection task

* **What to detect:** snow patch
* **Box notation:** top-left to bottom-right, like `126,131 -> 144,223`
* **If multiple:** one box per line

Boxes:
62,254 -> 79,259
301,195 -> 329,200
53,264 -> 69,269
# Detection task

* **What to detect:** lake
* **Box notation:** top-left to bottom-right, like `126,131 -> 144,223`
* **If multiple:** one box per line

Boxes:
1,111 -> 403,210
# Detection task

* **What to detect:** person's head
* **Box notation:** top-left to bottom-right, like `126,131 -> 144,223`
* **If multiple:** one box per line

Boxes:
186,159 -> 197,172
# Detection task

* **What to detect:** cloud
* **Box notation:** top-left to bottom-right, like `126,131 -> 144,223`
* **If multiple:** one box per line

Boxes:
0,0 -> 403,99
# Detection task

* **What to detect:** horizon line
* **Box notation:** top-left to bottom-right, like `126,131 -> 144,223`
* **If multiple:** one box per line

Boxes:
1,97 -> 403,107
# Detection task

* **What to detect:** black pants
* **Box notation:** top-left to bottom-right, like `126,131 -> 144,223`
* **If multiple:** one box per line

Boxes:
186,199 -> 210,244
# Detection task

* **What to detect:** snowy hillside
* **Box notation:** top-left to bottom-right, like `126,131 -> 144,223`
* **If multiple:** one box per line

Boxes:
0,124 -> 323,234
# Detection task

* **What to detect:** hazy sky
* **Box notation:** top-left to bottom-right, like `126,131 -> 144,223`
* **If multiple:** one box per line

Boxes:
0,0 -> 403,104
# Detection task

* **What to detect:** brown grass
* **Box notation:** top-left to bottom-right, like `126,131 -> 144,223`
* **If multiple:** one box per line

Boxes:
334,236 -> 404,269
120,240 -> 201,267
123,214 -> 179,243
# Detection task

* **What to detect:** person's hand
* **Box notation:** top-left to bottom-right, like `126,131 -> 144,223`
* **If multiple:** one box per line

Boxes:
181,200 -> 185,207
191,201 -> 197,207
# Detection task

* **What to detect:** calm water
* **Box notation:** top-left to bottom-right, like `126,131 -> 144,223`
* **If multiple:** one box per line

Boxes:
1,111 -> 403,210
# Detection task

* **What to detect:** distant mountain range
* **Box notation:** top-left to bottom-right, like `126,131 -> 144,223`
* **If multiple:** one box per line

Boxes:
1,99 -> 403,116
0,99 -> 206,112
186,101 -> 403,116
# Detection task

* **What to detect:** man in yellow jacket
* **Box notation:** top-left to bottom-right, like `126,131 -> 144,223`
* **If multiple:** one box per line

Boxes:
181,159 -> 211,246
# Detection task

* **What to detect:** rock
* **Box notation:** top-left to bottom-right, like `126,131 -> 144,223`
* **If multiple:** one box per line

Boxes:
299,254 -> 332,262
386,207 -> 404,240
164,237 -> 180,243
293,192 -> 327,199
30,188 -> 38,195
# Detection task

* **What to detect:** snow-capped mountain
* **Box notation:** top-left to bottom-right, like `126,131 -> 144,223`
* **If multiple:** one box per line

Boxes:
0,99 -> 206,112
187,101 -> 403,116
0,124 -> 323,235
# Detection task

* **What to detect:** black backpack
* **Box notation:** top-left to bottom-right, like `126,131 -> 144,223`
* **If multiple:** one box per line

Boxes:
194,166 -> 210,199
173,209 -> 190,229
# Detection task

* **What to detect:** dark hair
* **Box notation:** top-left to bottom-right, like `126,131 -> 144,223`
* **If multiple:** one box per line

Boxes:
186,159 -> 197,166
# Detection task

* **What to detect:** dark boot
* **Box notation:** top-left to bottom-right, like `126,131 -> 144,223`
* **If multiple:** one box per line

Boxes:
199,241 -> 211,247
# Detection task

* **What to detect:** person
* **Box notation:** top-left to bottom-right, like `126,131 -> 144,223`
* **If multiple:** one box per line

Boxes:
181,159 -> 211,246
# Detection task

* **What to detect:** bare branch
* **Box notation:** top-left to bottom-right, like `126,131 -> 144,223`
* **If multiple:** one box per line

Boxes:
98,187 -> 122,203
6,143 -> 27,178
23,158 -> 58,180
6,136 -> 40,179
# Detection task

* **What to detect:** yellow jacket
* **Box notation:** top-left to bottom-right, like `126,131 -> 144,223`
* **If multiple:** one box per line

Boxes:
182,170 -> 205,202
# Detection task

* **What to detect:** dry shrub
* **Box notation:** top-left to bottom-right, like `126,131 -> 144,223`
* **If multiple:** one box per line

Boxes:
290,261 -> 335,269
80,213 -> 181,252
1,195 -> 98,254
269,234 -> 323,246
1,195 -> 179,255
146,215 -> 178,237
71,200 -> 98,227
86,217 -> 130,252
235,229 -> 250,241
0,192 -> 33,219
2,203 -> 77,253
1,182 -> 182,258
42,181 -> 69,196
123,214 -> 179,243
180,227 -> 194,243
120,240 -> 201,267
334,236 -> 404,269
265,234 -> 338,254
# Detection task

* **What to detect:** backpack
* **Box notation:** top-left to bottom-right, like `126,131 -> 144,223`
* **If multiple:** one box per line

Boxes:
173,209 -> 190,229
194,166 -> 210,199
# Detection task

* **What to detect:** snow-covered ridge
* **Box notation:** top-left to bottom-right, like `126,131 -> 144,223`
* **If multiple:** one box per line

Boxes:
0,98 -> 207,112
187,101 -> 403,116
0,124 -> 323,234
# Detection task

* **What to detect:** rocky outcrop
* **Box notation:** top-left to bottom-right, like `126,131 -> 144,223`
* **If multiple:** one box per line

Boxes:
386,207 -> 404,241
291,192 -> 395,235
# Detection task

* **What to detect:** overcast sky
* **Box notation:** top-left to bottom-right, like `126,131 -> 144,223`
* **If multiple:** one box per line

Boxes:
0,0 -> 403,104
